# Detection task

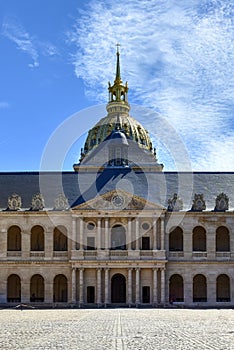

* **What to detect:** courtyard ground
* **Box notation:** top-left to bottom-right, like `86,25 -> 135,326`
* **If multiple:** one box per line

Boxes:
0,308 -> 233,349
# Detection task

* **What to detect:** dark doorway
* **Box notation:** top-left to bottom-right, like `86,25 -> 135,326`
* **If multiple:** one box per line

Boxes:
111,274 -> 126,303
142,237 -> 150,250
87,286 -> 95,303
142,286 -> 150,303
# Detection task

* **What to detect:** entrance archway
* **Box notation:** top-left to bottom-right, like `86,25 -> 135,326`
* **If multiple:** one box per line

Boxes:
111,274 -> 126,303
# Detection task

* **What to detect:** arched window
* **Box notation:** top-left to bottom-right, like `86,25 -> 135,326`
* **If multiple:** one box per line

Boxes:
111,225 -> 126,250
53,226 -> 67,251
30,274 -> 44,302
7,274 -> 21,302
31,225 -> 44,251
53,274 -> 68,302
7,225 -> 21,251
216,226 -> 230,252
169,227 -> 183,251
193,226 -> 206,251
169,274 -> 184,302
193,274 -> 207,302
216,274 -> 230,302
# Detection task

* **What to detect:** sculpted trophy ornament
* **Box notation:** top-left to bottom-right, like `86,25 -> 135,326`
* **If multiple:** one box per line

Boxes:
8,193 -> 22,211
54,193 -> 69,210
214,193 -> 229,212
31,193 -> 44,211
191,193 -> 206,211
167,193 -> 183,211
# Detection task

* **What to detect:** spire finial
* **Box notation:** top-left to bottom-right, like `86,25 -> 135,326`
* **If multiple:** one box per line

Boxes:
115,43 -> 122,84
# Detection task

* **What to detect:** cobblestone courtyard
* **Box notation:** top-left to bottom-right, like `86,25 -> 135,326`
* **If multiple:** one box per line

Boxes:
0,308 -> 233,349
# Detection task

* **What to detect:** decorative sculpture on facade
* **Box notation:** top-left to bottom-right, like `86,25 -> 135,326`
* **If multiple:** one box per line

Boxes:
167,193 -> 183,211
31,193 -> 44,211
214,193 -> 229,212
8,193 -> 22,211
54,193 -> 69,210
191,193 -> 206,211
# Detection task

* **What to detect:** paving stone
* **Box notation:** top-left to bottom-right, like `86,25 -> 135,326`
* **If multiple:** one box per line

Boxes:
0,309 -> 233,349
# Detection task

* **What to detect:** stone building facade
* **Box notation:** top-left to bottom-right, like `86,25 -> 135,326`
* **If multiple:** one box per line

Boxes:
0,49 -> 234,307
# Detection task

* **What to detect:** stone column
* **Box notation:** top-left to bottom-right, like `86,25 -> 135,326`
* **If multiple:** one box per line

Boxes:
0,228 -> 7,258
79,268 -> 84,305
104,268 -> 109,305
105,218 -> 109,250
128,268 -> 133,305
184,274 -> 193,305
135,268 -> 140,305
160,268 -> 165,305
160,218 -> 165,250
97,219 -> 101,250
45,280 -> 53,304
207,226 -> 215,260
71,268 -> 76,303
97,268 -> 102,305
79,218 -> 84,251
22,229 -> 30,259
45,227 -> 53,259
21,278 -> 30,303
72,218 -> 77,250
153,268 -> 158,305
207,275 -> 216,306
127,218 -> 132,250
153,218 -> 157,250
135,218 -> 140,250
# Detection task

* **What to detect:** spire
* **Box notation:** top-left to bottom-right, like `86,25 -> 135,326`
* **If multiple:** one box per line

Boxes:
115,43 -> 122,85
107,44 -> 129,113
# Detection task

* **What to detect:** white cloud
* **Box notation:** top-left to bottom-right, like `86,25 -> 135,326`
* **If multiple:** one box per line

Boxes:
67,0 -> 234,171
2,16 -> 39,68
0,101 -> 9,109
2,16 -> 59,68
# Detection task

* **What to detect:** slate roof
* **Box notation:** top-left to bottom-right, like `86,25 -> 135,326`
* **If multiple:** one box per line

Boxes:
0,170 -> 233,211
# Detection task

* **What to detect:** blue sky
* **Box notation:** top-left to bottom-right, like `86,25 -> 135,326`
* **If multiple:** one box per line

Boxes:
0,0 -> 233,171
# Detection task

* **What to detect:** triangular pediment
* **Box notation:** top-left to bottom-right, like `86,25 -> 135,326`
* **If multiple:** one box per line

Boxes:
72,189 -> 164,211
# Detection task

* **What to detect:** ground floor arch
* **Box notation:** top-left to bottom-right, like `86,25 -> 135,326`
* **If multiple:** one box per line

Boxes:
193,274 -> 207,302
169,274 -> 184,302
30,274 -> 44,302
216,274 -> 230,302
53,274 -> 68,302
111,273 -> 126,303
7,274 -> 21,302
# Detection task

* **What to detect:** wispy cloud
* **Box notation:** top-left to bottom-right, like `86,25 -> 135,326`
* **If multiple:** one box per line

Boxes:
67,0 -> 234,171
2,16 -> 39,68
2,16 -> 59,68
0,101 -> 9,109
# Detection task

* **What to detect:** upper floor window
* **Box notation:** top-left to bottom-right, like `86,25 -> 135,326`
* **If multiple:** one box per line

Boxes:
169,227 -> 183,251
193,226 -> 206,251
7,225 -> 21,251
216,226 -> 230,252
53,226 -> 67,251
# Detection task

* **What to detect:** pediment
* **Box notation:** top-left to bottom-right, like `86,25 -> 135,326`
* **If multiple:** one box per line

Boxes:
72,189 -> 164,211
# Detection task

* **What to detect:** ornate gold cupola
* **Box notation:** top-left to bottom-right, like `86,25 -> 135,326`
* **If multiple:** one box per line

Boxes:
106,44 -> 130,116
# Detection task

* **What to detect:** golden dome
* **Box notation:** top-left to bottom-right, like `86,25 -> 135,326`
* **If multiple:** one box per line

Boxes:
82,113 -> 153,158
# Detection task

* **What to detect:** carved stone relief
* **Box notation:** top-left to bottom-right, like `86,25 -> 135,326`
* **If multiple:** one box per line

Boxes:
167,193 -> 183,211
8,193 -> 22,211
31,193 -> 44,211
214,193 -> 229,212
191,194 -> 206,211
54,193 -> 69,210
